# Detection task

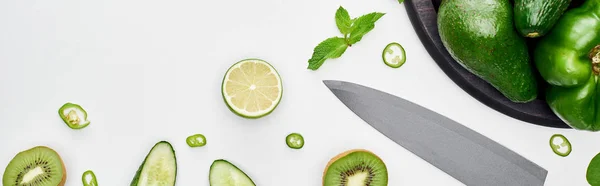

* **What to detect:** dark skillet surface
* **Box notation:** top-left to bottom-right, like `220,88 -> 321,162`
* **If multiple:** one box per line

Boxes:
403,0 -> 570,128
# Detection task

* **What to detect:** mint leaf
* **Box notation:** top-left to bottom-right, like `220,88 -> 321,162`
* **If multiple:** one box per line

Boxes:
348,12 -> 385,44
398,0 -> 404,3
307,37 -> 348,70
335,6 -> 352,35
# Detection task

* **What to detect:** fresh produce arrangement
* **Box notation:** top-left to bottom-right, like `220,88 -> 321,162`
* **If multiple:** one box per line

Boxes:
4,0 -> 599,184
438,0 -> 600,131
436,0 -> 600,183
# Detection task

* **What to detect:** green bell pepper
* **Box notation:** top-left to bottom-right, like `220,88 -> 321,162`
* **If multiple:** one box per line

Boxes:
534,0 -> 600,131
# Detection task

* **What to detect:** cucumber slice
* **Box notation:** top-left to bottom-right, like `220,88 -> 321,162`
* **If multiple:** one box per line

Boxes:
131,141 -> 177,186
382,42 -> 406,68
209,160 -> 256,186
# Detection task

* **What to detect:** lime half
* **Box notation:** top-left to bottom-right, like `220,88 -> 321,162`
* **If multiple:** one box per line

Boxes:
382,42 -> 406,68
222,59 -> 283,118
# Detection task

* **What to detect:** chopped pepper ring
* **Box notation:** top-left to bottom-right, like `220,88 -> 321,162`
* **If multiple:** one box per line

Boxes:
286,133 -> 304,149
82,170 -> 98,186
382,42 -> 406,68
59,103 -> 90,129
549,134 -> 571,157
186,134 -> 207,147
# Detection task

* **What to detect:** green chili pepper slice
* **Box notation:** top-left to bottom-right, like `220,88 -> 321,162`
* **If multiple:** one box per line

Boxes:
186,134 -> 207,147
82,170 -> 98,186
286,133 -> 304,149
549,134 -> 571,157
382,42 -> 406,68
58,103 -> 90,129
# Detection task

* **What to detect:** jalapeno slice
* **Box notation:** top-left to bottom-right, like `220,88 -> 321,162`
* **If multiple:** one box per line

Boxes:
382,42 -> 406,68
186,134 -> 207,147
58,103 -> 90,129
550,134 -> 571,157
286,133 -> 304,149
82,170 -> 98,186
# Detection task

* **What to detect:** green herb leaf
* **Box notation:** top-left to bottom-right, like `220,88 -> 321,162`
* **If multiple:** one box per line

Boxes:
348,12 -> 385,44
335,6 -> 353,35
307,37 -> 348,70
398,0 -> 405,3
587,152 -> 600,185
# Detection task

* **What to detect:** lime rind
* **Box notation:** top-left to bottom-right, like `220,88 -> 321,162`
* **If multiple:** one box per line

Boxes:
382,42 -> 406,68
221,58 -> 283,119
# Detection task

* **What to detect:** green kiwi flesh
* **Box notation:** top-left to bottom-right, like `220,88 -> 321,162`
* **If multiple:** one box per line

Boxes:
323,149 -> 388,186
2,146 -> 66,186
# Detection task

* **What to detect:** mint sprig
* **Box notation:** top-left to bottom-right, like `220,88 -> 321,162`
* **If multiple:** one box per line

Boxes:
307,6 -> 385,70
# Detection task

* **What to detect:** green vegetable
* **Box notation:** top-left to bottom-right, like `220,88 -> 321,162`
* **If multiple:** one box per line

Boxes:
438,0 -> 538,103
307,37 -> 349,70
398,0 -> 404,3
347,12 -> 385,45
186,134 -> 207,147
514,0 -> 571,38
286,133 -> 304,149
307,6 -> 385,70
534,0 -> 600,131
58,102 -> 90,129
209,159 -> 256,186
549,134 -> 571,157
588,152 -> 600,185
382,42 -> 406,68
131,141 -> 177,186
335,7 -> 352,35
82,170 -> 98,186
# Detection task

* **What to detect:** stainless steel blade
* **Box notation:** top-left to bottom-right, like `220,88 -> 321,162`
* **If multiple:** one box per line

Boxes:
323,80 -> 547,186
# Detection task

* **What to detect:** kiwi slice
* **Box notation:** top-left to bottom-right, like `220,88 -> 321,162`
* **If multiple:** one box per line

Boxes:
323,149 -> 388,186
2,146 -> 67,186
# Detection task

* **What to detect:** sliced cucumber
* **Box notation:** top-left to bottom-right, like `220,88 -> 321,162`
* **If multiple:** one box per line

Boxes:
382,42 -> 406,68
131,141 -> 177,186
209,160 -> 256,186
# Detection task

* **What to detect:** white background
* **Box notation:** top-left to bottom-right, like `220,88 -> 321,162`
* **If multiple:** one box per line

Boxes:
0,0 -> 599,185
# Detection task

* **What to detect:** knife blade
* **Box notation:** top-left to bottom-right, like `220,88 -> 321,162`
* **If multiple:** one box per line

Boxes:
323,80 -> 547,186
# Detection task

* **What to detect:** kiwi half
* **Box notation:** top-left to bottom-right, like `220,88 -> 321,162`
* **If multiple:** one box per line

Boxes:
2,146 -> 67,186
323,149 -> 388,186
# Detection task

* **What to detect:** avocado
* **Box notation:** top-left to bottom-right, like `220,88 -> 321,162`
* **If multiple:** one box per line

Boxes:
514,0 -> 571,38
437,0 -> 538,103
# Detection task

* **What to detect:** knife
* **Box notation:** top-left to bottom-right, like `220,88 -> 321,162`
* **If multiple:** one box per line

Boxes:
323,80 -> 547,186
